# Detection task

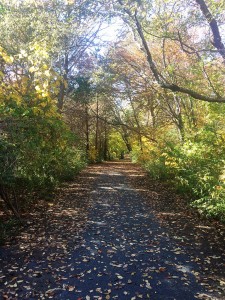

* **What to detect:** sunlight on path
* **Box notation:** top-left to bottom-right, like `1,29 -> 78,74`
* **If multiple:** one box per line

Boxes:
0,162 -> 222,300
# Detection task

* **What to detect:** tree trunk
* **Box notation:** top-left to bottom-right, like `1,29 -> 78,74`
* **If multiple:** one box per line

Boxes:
95,94 -> 99,156
85,104 -> 90,158
103,118 -> 108,160
0,185 -> 22,221
57,53 -> 69,111
121,132 -> 132,152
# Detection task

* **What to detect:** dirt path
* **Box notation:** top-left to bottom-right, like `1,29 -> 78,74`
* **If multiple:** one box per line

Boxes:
0,161 -> 225,299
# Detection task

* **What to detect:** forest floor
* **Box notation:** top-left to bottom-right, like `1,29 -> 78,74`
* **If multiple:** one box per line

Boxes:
0,160 -> 225,300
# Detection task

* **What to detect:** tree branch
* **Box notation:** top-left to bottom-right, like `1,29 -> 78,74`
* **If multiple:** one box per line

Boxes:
162,82 -> 225,102
135,13 -> 225,102
117,1 -> 225,103
195,0 -> 225,63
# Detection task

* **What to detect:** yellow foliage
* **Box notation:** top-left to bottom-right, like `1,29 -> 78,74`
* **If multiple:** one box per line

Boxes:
41,92 -> 49,98
35,85 -> 41,92
0,46 -> 14,63
0,43 -> 60,120
19,49 -> 28,58
88,147 -> 98,162
44,70 -> 51,77
32,107 -> 42,115
29,66 -> 37,73
65,0 -> 74,4
39,101 -> 47,108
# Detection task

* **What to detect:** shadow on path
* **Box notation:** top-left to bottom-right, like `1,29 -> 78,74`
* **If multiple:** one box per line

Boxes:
0,161 -> 224,299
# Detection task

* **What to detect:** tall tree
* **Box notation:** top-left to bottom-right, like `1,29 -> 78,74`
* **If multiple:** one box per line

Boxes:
114,0 -> 225,103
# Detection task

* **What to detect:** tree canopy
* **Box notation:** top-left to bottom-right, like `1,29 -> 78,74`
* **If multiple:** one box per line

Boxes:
0,0 -> 225,221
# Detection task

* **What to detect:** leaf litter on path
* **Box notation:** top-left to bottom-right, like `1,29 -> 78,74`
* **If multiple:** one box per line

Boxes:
0,161 -> 225,299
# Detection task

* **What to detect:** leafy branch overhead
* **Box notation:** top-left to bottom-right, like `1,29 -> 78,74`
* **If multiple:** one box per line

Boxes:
116,0 -> 225,103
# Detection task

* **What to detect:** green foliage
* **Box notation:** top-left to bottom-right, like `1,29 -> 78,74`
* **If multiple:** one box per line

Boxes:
191,186 -> 225,222
130,144 -> 141,163
141,143 -> 178,180
140,126 -> 225,221
0,40 -> 86,217
0,83 -> 86,216
0,115 -> 85,194
108,130 -> 127,159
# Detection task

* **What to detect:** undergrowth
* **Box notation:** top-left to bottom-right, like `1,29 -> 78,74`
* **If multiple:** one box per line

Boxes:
133,126 -> 225,222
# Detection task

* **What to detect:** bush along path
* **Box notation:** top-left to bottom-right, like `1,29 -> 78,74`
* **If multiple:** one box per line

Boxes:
0,161 -> 225,299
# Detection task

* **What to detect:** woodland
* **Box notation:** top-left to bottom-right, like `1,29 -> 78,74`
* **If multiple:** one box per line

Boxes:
0,0 -> 225,228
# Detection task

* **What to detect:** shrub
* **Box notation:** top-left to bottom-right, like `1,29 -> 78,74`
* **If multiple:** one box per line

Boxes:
139,126 -> 225,221
0,113 -> 86,216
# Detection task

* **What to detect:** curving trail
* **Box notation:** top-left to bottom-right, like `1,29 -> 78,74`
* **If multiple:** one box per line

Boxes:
0,161 -> 225,299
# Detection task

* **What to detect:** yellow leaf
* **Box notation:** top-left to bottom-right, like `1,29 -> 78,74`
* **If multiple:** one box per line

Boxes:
33,107 -> 40,114
29,66 -> 36,73
42,92 -> 49,98
43,81 -> 49,89
35,85 -> 41,92
20,49 -> 27,57
44,70 -> 50,77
